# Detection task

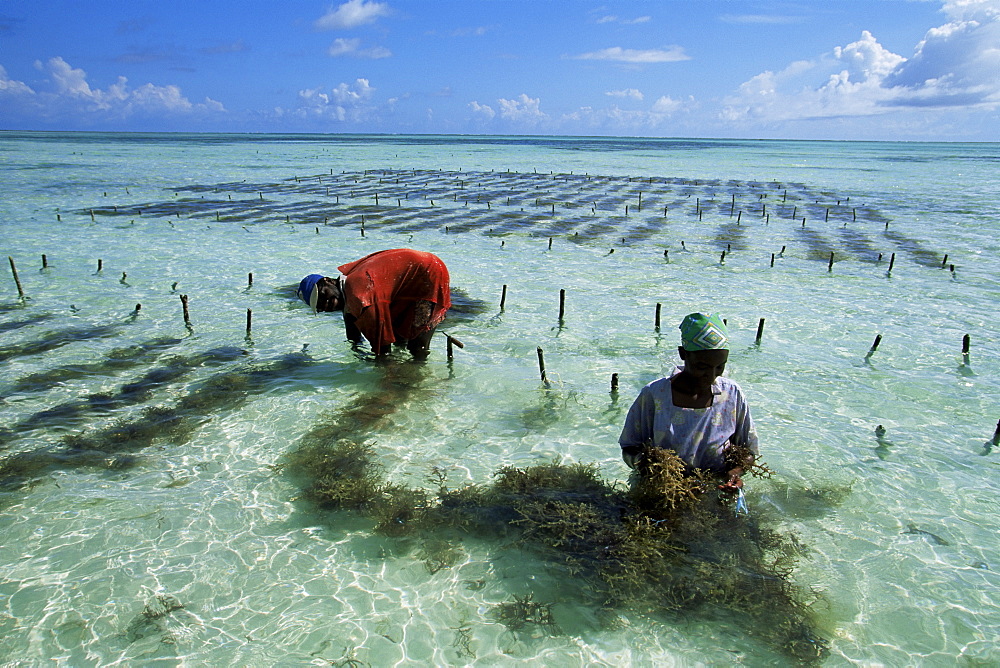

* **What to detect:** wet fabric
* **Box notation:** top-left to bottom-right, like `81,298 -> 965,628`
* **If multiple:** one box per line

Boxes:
679,312 -> 729,351
619,367 -> 758,472
337,249 -> 451,350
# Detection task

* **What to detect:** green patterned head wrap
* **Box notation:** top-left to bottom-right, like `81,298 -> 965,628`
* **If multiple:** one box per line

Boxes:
679,312 -> 730,351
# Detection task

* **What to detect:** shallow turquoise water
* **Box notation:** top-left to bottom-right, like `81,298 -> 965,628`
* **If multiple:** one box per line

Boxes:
1,132 -> 999,665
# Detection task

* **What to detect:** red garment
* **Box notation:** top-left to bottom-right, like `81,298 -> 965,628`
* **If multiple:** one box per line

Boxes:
338,249 -> 451,350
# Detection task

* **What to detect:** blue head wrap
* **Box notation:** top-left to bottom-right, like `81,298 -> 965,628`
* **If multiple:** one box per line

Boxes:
297,274 -> 324,313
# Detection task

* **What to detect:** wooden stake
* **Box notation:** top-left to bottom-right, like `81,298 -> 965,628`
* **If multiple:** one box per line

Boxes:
248,272 -> 253,287
755,318 -> 765,345
611,372 -> 619,394
770,253 -> 775,267
941,254 -> 949,268
558,289 -> 566,322
41,254 -> 48,269
888,253 -> 896,273
180,294 -> 191,328
97,259 -> 103,272
500,285 -> 507,310
8,256 -> 24,298
962,334 -> 971,355
866,334 -> 882,358
828,252 -> 834,272
537,347 -> 547,383
246,309 -> 252,335
444,333 -> 464,359
655,303 -> 661,330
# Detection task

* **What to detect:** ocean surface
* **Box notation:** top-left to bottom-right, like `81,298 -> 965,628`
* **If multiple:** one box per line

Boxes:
1,131 -> 998,666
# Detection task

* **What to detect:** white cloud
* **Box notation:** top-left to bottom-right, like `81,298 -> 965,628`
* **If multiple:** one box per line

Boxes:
328,37 -> 362,56
883,3 -> 1000,107
560,94 -> 695,133
315,0 -> 390,30
296,78 -> 376,122
497,93 -> 547,123
835,30 -> 906,81
332,78 -> 375,104
721,3 -> 1000,127
595,15 -> 651,25
573,46 -> 689,63
468,100 -> 495,119
450,26 -> 489,37
327,37 -> 392,59
650,95 -> 685,115
1,57 -> 224,125
719,14 -> 804,25
606,88 -> 644,100
0,65 -> 34,96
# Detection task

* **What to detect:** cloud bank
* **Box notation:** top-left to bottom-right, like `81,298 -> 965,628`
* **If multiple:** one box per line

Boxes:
0,57 -> 223,128
721,0 -> 1000,126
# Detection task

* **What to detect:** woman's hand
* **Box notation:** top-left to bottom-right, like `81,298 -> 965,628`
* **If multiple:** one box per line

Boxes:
621,445 -> 644,470
718,467 -> 744,493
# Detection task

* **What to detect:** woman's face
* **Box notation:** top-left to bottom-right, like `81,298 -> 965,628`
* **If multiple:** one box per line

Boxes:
315,277 -> 343,312
678,348 -> 729,389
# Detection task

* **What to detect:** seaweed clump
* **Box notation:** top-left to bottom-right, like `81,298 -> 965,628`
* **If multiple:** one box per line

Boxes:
283,434 -> 829,664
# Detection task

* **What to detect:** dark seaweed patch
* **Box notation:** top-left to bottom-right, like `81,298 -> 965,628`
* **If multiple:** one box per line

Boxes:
882,230 -> 943,267
0,322 -> 126,363
0,352 -> 311,496
4,346 -> 245,440
6,336 -> 183,395
283,422 -> 830,663
0,313 -> 55,335
75,169 -> 884,254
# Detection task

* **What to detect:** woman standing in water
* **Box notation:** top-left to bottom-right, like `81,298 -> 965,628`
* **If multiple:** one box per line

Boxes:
618,312 -> 759,492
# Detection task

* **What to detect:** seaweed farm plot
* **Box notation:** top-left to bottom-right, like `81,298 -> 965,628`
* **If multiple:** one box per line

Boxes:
284,407 -> 831,664
0,349 -> 312,500
5,135 -> 998,666
71,168 -> 922,270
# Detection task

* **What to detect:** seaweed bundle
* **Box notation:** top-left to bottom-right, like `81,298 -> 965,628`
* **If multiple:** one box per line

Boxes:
283,433 -> 829,663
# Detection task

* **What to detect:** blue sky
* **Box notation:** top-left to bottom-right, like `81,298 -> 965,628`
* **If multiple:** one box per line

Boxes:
2,0 -> 998,139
